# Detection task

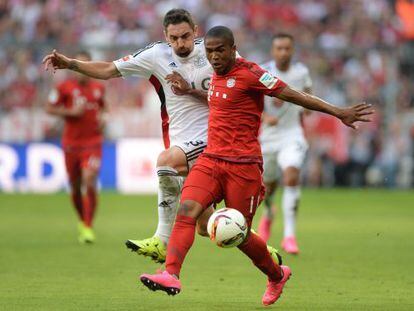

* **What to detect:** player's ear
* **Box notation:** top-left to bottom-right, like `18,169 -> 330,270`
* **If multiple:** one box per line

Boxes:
232,45 -> 236,56
163,29 -> 169,43
193,25 -> 199,37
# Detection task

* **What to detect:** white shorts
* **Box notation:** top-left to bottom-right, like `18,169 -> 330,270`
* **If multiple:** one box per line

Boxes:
262,136 -> 308,183
175,138 -> 207,170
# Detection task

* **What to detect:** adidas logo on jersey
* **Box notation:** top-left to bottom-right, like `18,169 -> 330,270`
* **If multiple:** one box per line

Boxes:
168,61 -> 178,68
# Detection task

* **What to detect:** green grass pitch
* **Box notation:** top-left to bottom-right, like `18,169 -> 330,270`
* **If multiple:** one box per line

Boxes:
1,189 -> 413,310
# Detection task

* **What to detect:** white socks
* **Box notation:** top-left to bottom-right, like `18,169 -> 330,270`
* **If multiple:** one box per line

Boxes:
154,166 -> 183,245
282,186 -> 300,238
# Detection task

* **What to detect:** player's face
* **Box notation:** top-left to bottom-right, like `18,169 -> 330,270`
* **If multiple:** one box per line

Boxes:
165,22 -> 197,58
205,37 -> 236,75
271,38 -> 294,67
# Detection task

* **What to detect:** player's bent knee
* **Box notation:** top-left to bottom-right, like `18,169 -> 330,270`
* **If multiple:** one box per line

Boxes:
156,150 -> 172,167
82,171 -> 98,189
177,200 -> 203,219
156,148 -> 188,175
283,167 -> 300,187
284,176 -> 299,187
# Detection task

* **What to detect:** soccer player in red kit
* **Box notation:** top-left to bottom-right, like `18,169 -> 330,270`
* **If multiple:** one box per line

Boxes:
140,26 -> 373,306
45,51 -> 107,244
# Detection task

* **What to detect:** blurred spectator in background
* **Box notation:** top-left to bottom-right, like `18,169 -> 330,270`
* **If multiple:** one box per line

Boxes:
0,0 -> 413,188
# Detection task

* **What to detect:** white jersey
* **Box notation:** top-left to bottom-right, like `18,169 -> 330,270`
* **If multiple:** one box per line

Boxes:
260,61 -> 312,144
114,39 -> 212,148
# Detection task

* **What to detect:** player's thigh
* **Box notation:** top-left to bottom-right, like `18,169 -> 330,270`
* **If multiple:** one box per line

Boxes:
156,146 -> 188,175
174,139 -> 207,174
181,156 -> 223,214
277,138 -> 308,172
80,148 -> 102,186
64,151 -> 81,184
223,163 -> 265,228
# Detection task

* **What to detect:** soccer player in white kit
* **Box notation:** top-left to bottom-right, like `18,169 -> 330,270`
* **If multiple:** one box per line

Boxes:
258,33 -> 312,254
43,9 -> 282,264
42,9 -> 213,260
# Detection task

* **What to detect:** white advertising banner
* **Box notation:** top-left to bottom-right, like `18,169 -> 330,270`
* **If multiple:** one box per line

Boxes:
116,138 -> 164,194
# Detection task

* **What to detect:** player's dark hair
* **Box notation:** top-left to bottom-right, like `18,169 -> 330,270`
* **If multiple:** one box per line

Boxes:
272,33 -> 294,42
76,50 -> 91,60
205,26 -> 235,46
163,9 -> 195,30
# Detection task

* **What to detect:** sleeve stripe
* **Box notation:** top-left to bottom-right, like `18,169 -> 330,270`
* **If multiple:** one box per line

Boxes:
133,41 -> 162,57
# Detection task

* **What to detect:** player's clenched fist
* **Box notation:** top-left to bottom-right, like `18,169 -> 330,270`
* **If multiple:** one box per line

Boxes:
338,102 -> 374,129
42,49 -> 71,72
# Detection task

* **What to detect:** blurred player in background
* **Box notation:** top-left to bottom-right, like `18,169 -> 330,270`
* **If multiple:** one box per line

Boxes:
45,51 -> 107,244
258,33 -> 312,254
140,26 -> 373,305
43,9 -> 281,263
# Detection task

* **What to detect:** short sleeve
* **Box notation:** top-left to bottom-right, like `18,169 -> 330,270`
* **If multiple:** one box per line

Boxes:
113,42 -> 159,79
247,63 -> 287,97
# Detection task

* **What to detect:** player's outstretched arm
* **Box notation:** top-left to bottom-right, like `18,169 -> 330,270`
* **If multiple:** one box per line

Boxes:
276,86 -> 374,129
42,49 -> 121,80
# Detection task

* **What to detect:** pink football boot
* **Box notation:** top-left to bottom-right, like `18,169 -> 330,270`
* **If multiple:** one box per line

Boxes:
281,236 -> 299,254
262,265 -> 292,306
140,270 -> 181,296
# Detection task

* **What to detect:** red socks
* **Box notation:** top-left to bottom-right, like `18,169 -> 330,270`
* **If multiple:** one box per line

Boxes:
83,186 -> 97,227
238,232 -> 283,282
164,216 -> 282,282
166,215 -> 197,277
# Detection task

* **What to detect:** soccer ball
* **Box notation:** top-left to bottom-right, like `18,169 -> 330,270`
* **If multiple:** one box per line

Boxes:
207,208 -> 248,248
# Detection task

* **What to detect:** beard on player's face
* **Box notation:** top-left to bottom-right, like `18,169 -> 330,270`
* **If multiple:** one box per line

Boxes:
276,56 -> 291,68
174,47 -> 192,57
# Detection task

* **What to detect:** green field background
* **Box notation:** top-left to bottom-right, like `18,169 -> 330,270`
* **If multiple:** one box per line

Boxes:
1,189 -> 413,310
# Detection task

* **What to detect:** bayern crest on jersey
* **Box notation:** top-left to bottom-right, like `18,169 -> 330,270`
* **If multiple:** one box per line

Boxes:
226,78 -> 236,88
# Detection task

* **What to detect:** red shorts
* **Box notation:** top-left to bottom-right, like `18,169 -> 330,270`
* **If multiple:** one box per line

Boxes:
63,145 -> 102,182
181,155 -> 265,227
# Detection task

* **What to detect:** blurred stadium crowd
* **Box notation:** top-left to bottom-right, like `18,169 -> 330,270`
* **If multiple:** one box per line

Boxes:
1,0 -> 414,187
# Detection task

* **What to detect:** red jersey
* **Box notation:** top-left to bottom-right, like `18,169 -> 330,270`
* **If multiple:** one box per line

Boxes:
48,79 -> 105,148
204,58 -> 287,163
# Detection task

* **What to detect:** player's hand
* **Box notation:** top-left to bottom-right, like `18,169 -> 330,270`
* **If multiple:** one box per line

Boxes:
166,71 -> 190,95
338,102 -> 374,129
263,114 -> 279,126
42,49 -> 71,72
